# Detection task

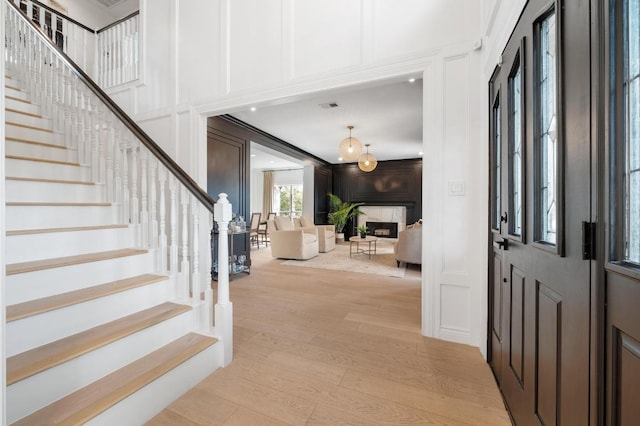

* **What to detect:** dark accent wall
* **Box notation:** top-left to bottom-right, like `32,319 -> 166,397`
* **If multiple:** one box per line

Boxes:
331,159 -> 422,238
314,165 -> 332,224
207,117 -> 250,260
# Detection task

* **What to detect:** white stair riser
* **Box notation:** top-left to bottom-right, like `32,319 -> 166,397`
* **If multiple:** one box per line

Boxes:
5,140 -> 74,163
5,97 -> 41,115
6,124 -> 59,145
6,204 -> 117,231
6,180 -> 103,204
6,158 -> 89,181
5,110 -> 51,128
5,86 -> 29,100
87,340 -> 222,426
6,226 -> 131,264
7,279 -> 171,356
7,308 -> 194,424
6,251 -> 156,305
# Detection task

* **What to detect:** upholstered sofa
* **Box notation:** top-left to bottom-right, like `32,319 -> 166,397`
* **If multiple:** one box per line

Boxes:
267,216 -> 319,260
298,216 -> 336,253
394,224 -> 422,267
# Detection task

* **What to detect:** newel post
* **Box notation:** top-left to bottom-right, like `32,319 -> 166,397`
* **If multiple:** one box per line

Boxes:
213,193 -> 233,365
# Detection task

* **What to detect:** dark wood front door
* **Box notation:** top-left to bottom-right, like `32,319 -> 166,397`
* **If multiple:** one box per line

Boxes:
604,1 -> 640,423
488,1 -> 594,423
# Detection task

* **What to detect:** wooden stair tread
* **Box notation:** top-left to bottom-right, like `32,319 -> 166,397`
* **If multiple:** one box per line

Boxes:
7,274 -> 168,322
6,202 -> 111,207
5,154 -> 79,166
6,136 -> 66,149
6,302 -> 192,385
6,121 -> 54,133
6,248 -> 146,275
5,107 -> 43,118
6,176 -> 94,185
6,224 -> 127,236
12,333 -> 217,426
5,84 -> 21,91
5,95 -> 31,104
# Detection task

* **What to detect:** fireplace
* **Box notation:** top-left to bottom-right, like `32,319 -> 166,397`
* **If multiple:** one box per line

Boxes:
367,221 -> 398,238
357,206 -> 407,238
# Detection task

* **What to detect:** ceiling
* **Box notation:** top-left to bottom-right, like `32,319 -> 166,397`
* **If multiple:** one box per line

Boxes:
233,78 -> 423,168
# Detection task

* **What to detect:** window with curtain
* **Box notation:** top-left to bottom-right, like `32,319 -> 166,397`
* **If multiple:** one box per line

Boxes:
273,184 -> 303,217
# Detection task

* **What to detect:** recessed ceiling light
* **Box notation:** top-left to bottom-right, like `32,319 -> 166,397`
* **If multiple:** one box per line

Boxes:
418,151 -> 423,155
409,78 -> 416,83
250,154 -> 256,158
269,160 -> 274,164
338,157 -> 344,161
250,107 -> 256,112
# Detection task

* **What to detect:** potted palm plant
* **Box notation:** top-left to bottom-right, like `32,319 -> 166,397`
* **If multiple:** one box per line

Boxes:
327,193 -> 363,241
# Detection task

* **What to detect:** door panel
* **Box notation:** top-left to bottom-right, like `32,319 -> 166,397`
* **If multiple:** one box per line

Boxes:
509,265 -> 525,384
536,283 -> 561,426
488,0 -> 594,424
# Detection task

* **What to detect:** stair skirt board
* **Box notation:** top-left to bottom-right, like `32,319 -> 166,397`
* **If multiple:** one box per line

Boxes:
6,277 -> 171,356
14,334 -> 221,426
6,308 -> 198,424
6,250 -> 157,305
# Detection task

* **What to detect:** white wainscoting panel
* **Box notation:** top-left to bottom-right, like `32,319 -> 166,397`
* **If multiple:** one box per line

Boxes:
291,0 -> 362,78
439,283 -> 471,343
229,0 -> 284,92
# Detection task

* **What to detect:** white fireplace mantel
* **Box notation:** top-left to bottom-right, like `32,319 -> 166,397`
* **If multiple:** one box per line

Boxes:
357,206 -> 407,232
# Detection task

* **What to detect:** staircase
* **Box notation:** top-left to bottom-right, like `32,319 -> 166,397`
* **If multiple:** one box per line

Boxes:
3,4 -> 228,423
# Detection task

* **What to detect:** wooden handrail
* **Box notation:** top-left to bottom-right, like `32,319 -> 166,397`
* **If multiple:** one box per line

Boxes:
7,0 -> 215,213
97,11 -> 140,34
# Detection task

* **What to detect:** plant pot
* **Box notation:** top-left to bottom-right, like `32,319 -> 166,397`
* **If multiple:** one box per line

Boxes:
336,233 -> 345,242
360,233 -> 367,239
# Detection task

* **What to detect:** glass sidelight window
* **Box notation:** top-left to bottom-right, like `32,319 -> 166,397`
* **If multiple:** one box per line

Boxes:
622,0 -> 640,263
509,49 -> 524,237
535,10 -> 558,245
492,95 -> 502,230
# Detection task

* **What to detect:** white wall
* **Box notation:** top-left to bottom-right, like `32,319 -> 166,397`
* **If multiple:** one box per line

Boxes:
98,0 -> 521,352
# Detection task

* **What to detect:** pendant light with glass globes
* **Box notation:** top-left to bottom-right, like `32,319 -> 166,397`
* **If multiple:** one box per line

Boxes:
338,125 -> 362,162
358,143 -> 378,172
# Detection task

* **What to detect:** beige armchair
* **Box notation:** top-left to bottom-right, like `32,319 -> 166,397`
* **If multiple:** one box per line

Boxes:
394,226 -> 422,267
268,217 -> 319,260
299,216 -> 336,253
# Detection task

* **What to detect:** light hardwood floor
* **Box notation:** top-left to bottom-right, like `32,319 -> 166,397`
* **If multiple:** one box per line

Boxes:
149,242 -> 510,425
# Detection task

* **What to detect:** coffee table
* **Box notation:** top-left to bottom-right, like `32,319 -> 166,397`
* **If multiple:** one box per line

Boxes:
349,236 -> 378,259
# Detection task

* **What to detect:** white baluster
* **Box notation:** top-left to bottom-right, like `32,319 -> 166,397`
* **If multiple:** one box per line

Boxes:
90,99 -> 100,181
140,149 -> 149,247
149,158 -> 159,249
204,212 -> 213,330
122,139 -> 130,225
158,166 -> 168,273
113,128 -> 122,208
180,186 -> 190,301
192,199 -> 201,308
105,121 -> 114,202
131,142 -> 140,246
169,176 -> 179,275
214,193 -> 233,365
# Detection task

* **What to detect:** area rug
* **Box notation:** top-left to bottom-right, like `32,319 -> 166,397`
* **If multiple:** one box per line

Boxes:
281,241 -> 406,278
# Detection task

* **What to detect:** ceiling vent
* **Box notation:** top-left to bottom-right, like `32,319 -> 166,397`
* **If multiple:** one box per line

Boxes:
318,102 -> 339,109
